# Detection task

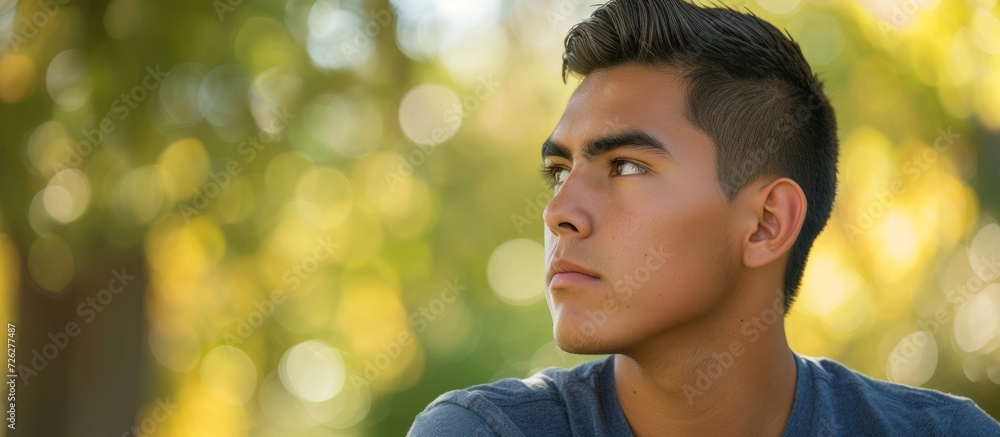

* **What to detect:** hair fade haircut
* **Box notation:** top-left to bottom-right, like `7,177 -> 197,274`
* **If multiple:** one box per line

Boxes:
561,0 -> 839,313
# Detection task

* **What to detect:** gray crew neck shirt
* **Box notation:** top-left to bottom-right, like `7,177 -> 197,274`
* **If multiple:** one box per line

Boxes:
407,351 -> 1000,436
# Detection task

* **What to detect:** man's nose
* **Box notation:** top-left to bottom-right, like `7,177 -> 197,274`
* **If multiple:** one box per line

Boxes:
542,171 -> 593,239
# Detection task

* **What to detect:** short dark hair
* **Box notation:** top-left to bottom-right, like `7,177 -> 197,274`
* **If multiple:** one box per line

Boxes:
561,0 -> 839,313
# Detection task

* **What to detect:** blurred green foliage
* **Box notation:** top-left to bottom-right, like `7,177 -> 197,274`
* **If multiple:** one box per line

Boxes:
0,0 -> 999,436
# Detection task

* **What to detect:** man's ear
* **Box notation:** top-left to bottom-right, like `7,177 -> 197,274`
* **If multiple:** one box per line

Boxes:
743,177 -> 807,269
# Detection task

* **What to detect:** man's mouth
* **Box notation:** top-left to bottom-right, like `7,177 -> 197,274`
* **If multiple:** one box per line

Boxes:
547,255 -> 602,289
549,271 -> 601,289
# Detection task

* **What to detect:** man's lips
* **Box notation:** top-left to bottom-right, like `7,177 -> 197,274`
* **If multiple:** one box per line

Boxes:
547,257 -> 601,288
549,271 -> 601,289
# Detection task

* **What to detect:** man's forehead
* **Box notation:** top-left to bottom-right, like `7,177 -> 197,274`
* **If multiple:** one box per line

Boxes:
558,67 -> 687,128
550,71 -> 689,148
574,64 -> 688,101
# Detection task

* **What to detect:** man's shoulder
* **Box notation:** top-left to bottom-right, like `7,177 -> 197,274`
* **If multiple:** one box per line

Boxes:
804,354 -> 974,409
797,353 -> 1000,434
407,356 -> 612,437
454,355 -> 610,406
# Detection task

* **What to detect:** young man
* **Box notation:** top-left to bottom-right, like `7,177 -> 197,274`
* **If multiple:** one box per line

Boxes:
409,1 -> 1000,435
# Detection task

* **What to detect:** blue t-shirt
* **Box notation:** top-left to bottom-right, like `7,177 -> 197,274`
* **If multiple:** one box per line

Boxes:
407,352 -> 1000,436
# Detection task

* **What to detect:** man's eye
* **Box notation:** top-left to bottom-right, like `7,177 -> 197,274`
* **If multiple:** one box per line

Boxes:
554,168 -> 570,184
539,164 -> 570,188
613,160 -> 646,176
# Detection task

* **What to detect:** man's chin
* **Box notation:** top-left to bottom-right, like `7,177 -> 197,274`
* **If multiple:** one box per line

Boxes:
552,322 -> 621,355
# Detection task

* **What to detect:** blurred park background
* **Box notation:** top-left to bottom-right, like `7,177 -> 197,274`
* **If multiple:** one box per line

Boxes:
0,0 -> 999,435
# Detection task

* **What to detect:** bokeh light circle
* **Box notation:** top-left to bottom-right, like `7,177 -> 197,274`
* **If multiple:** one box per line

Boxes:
487,238 -> 545,306
148,316 -> 201,372
279,340 -> 347,402
398,84 -> 461,146
954,284 -> 1000,353
306,0 -> 372,70
887,330 -> 938,386
45,49 -> 91,112
200,346 -> 258,405
43,169 -> 91,224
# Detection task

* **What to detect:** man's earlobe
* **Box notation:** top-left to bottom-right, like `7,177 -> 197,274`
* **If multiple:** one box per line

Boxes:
743,178 -> 807,269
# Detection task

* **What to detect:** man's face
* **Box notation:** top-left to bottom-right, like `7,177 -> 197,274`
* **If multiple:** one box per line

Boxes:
542,64 -> 740,354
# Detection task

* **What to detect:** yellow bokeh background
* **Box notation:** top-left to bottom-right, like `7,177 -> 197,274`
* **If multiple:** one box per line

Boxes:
1,0 -> 999,435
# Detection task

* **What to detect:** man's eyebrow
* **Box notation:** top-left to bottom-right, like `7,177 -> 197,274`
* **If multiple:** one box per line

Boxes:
541,130 -> 674,162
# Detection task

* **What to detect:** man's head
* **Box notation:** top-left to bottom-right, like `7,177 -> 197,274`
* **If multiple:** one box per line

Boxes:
541,0 -> 838,353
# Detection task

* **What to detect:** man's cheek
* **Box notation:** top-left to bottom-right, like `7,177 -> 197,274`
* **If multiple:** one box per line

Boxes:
613,277 -> 635,300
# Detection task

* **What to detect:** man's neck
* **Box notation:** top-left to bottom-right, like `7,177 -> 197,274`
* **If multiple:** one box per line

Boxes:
613,291 -> 798,437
